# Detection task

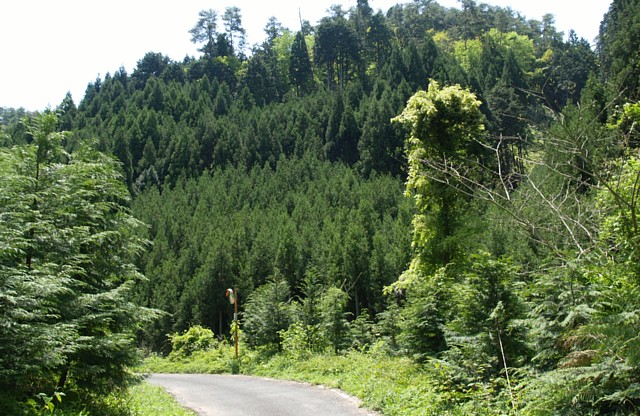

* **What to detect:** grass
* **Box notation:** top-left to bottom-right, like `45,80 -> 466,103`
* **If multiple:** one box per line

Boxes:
0,381 -> 197,416
136,346 -> 238,374
127,382 -> 197,416
140,342 -> 512,415
248,351 -> 472,415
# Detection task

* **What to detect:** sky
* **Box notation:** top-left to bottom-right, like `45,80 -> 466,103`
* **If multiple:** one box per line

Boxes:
0,0 -> 612,111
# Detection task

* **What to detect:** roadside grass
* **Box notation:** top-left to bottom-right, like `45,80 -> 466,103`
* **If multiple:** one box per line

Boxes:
1,381 -> 196,416
128,382 -> 197,416
140,343 -> 511,415
136,346 -> 237,374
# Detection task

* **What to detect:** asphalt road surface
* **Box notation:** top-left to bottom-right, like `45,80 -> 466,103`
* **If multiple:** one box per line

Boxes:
146,373 -> 380,416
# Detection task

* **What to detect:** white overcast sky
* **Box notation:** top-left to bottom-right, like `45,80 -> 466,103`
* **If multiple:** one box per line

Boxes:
0,0 -> 611,111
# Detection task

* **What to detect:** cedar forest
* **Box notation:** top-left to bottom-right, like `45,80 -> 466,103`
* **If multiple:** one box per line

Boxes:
2,0 -> 640,414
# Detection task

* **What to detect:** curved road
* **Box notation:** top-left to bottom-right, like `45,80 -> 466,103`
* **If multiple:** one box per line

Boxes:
146,373 -> 380,416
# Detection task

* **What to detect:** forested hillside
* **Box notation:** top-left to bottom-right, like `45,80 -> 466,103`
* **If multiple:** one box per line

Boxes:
3,0 -> 640,413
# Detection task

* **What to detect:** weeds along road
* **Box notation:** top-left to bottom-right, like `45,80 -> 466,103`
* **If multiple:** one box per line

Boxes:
146,373 -> 380,416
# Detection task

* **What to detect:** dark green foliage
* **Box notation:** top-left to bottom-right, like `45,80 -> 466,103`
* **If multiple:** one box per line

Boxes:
298,269 -> 324,329
350,309 -> 375,351
366,11 -> 391,73
398,269 -> 449,361
320,287 -> 352,353
63,0 -> 589,191
314,15 -> 361,89
222,6 -> 246,55
598,0 -> 640,103
0,113 -> 157,409
131,156 -> 412,349
189,9 -> 219,58
0,107 -> 32,145
543,31 -> 598,110
448,254 -> 529,377
243,275 -> 295,350
375,300 -> 402,352
132,52 -> 171,89
289,31 -> 314,95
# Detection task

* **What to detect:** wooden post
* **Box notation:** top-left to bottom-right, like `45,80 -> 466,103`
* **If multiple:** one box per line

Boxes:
234,287 -> 238,359
226,288 -> 239,359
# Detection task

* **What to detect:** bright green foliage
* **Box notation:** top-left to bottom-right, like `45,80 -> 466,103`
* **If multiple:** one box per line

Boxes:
168,325 -> 217,359
280,322 -> 323,360
128,382 -> 197,416
598,154 -> 640,264
250,349 -> 510,415
393,80 -> 486,272
0,112 -> 157,406
454,29 -> 535,75
611,102 -> 640,147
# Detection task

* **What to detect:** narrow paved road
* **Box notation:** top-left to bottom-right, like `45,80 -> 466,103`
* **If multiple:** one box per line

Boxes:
146,373 -> 380,416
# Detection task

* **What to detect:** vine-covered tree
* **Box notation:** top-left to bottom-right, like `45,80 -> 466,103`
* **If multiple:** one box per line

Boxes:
393,80 -> 486,269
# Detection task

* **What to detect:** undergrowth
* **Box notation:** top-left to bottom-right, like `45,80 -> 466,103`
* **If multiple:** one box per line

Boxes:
0,381 -> 196,416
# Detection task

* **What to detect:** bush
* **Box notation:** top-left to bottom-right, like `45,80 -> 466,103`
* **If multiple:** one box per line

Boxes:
168,325 -> 217,359
280,322 -> 325,359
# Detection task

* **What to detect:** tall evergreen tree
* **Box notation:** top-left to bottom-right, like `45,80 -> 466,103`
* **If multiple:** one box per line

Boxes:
314,16 -> 361,89
222,6 -> 246,56
289,31 -> 314,95
189,9 -> 219,58
0,112 -> 157,402
598,0 -> 640,103
366,11 -> 392,73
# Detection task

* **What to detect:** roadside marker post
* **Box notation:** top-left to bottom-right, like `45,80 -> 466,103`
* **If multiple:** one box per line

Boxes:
226,288 -> 239,359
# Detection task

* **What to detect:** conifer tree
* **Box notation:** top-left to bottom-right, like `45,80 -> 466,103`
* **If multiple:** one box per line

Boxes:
289,31 -> 314,96
189,9 -> 219,58
0,112 -> 157,401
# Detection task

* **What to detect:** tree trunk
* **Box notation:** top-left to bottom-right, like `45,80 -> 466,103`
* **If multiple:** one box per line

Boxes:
57,366 -> 69,391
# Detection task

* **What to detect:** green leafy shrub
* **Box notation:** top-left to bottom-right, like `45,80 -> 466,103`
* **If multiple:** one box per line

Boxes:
280,322 -> 325,359
168,325 -> 217,359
